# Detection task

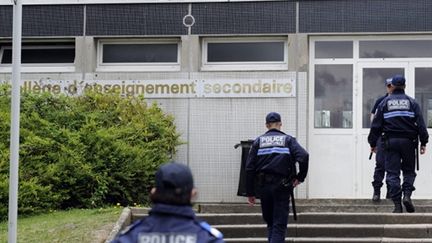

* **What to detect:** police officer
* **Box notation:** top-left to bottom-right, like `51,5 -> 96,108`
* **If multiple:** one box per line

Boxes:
112,162 -> 224,243
245,112 -> 309,243
368,75 -> 428,213
370,78 -> 392,202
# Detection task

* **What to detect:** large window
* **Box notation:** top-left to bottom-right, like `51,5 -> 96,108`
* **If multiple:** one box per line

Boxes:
312,37 -> 432,129
0,41 -> 75,72
360,40 -> 432,58
415,68 -> 432,128
97,39 -> 180,72
314,65 -> 353,128
202,37 -> 288,71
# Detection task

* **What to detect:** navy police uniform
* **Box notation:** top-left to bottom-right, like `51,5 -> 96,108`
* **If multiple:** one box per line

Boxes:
370,92 -> 389,200
246,112 -> 309,243
111,203 -> 223,243
111,162 -> 224,243
368,75 -> 428,213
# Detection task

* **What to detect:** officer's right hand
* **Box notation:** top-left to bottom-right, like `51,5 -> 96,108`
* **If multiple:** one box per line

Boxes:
292,179 -> 300,188
247,196 -> 255,206
370,147 -> 377,153
420,146 -> 426,154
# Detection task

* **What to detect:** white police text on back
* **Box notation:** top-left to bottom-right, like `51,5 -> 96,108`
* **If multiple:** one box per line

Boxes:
260,135 -> 286,147
387,99 -> 410,110
138,233 -> 197,243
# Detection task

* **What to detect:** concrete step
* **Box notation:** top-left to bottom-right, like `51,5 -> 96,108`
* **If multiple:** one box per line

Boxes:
217,224 -> 432,238
193,212 -> 432,225
199,204 -> 432,214
130,212 -> 432,225
198,199 -> 432,213
123,204 -> 432,242
292,199 -> 432,205
224,237 -> 432,243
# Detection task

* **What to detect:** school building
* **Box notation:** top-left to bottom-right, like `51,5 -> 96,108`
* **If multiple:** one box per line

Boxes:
1,0 -> 432,202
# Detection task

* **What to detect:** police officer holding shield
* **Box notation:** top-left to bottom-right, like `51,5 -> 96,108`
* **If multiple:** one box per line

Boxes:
245,112 -> 309,243
368,75 -> 429,213
112,162 -> 224,243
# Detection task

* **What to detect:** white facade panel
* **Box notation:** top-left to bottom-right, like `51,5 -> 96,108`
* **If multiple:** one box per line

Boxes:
187,97 -> 297,202
145,71 -> 305,202
146,98 -> 190,167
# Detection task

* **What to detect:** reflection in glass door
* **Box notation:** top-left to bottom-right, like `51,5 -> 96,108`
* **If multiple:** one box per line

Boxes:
314,64 -> 353,128
362,68 -> 405,128
415,68 -> 432,128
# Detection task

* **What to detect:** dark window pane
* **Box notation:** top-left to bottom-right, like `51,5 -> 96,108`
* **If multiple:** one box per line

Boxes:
207,42 -> 284,62
360,40 -> 432,58
1,49 -> 12,64
315,41 -> 353,58
1,47 -> 75,64
415,68 -> 432,128
362,68 -> 404,128
102,44 -> 178,63
314,64 -> 353,128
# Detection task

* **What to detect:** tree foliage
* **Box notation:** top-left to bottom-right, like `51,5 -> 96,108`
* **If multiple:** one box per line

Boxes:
0,85 -> 180,219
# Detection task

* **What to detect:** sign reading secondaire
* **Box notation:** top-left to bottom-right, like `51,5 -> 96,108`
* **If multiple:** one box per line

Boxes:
3,79 -> 296,98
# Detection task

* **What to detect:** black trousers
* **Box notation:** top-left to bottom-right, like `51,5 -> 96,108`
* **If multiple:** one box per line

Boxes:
257,178 -> 291,243
385,137 -> 416,200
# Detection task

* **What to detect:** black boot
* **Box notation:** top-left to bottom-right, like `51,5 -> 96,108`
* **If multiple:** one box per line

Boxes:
392,199 -> 403,213
403,191 -> 415,213
372,189 -> 380,202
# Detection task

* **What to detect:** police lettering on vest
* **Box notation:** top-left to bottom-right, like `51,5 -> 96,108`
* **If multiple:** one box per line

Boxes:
138,233 -> 197,243
387,99 -> 410,110
260,135 -> 286,147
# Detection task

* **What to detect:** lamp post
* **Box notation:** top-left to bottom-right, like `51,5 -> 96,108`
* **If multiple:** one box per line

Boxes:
8,0 -> 22,242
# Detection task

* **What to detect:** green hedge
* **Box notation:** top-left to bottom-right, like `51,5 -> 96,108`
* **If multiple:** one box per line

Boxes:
0,84 -> 180,220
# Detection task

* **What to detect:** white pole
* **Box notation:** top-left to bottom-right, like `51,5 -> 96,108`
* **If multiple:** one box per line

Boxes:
8,0 -> 22,242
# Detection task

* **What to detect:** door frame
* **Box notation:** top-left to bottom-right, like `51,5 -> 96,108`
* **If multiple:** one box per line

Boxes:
355,62 -> 410,197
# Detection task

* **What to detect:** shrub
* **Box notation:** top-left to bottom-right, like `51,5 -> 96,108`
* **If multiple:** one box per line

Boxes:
0,84 -> 181,220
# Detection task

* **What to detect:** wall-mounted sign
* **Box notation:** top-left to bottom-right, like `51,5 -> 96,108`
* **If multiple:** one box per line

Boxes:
2,78 -> 296,98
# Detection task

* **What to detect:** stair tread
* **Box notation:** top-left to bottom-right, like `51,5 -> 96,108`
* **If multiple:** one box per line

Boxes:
224,237 -> 432,242
195,212 -> 432,216
198,200 -> 432,214
215,223 -> 432,227
125,204 -> 432,241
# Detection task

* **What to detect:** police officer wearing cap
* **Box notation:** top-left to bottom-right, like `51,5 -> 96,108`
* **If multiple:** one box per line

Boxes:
370,78 -> 393,202
245,112 -> 309,243
368,75 -> 429,213
112,162 -> 224,243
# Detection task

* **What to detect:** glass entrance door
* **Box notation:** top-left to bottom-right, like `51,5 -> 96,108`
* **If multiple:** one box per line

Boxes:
356,63 -> 408,198
414,67 -> 432,129
410,64 -> 432,198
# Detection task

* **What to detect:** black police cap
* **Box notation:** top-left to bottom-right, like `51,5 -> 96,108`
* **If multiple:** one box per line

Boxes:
266,112 -> 281,124
155,162 -> 194,194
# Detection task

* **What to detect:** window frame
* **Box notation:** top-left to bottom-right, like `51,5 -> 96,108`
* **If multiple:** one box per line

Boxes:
96,39 -> 181,72
411,64 -> 432,129
0,41 -> 76,73
201,37 -> 288,71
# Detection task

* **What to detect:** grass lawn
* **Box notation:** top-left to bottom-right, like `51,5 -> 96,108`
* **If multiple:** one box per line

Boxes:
0,207 -> 123,243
